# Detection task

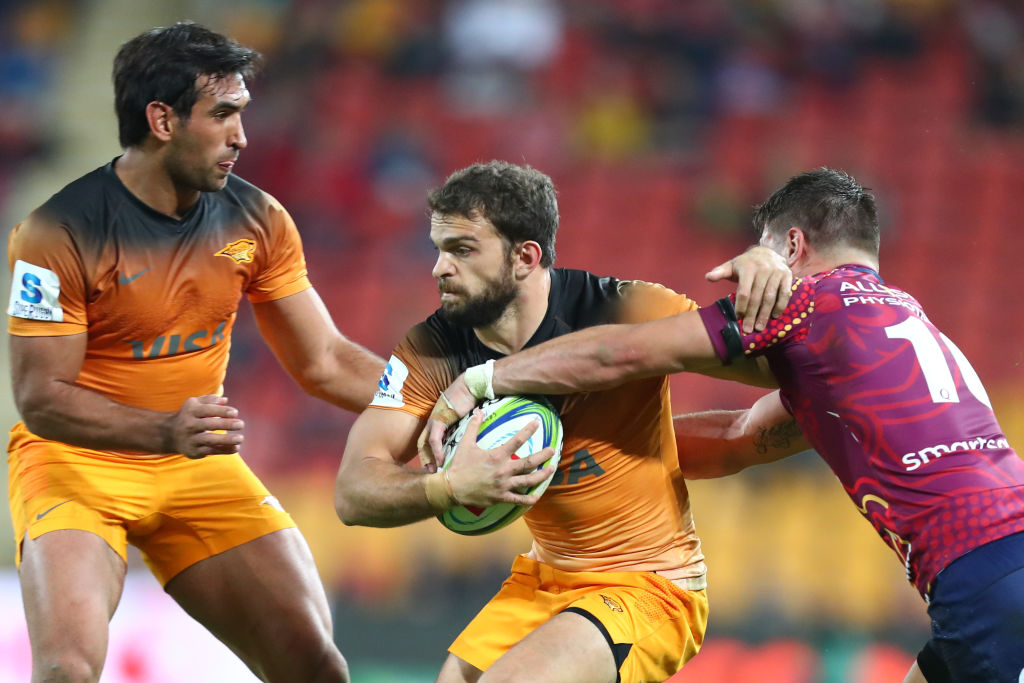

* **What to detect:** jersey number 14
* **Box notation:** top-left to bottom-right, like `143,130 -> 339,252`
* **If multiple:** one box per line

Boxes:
885,317 -> 991,409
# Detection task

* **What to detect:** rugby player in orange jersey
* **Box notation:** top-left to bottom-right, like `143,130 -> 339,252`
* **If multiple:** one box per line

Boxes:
7,22 -> 384,683
428,169 -> 1024,683
334,161 -> 804,683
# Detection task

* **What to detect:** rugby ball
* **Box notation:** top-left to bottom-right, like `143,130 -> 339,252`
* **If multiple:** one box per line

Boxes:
438,395 -> 563,535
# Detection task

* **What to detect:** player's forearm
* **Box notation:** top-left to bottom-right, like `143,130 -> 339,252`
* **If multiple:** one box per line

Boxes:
300,338 -> 386,413
253,289 -> 386,413
334,456 -> 446,527
674,409 -> 760,478
17,379 -> 177,453
440,313 -> 722,422
674,391 -> 808,478
489,321 -> 700,397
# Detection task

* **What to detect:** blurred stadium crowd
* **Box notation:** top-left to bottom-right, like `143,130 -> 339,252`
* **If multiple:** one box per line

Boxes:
2,0 -> 1024,680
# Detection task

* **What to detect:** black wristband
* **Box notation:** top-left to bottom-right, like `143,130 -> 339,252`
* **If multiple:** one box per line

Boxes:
715,297 -> 743,363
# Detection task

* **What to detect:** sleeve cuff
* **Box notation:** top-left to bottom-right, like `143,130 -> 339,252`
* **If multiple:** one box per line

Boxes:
697,299 -> 742,364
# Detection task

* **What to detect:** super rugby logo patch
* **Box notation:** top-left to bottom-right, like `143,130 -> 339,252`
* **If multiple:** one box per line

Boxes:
370,356 -> 409,408
216,239 -> 256,263
8,260 -> 63,322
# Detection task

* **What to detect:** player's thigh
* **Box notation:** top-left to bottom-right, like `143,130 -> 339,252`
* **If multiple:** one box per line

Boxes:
436,653 -> 483,683
20,530 -> 127,665
164,528 -> 336,663
450,557 -> 707,682
137,453 -> 296,585
482,610 -> 616,683
925,532 -> 1024,681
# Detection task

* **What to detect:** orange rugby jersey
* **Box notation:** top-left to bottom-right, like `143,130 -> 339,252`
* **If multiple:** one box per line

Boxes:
7,160 -> 310,413
372,269 -> 707,577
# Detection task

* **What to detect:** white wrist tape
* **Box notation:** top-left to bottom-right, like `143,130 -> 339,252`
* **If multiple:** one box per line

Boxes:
440,391 -> 456,411
464,359 -> 495,400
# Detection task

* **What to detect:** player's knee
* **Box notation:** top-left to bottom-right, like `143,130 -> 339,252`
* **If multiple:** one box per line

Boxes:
285,652 -> 349,683
326,652 -> 350,683
34,652 -> 103,683
309,646 -> 349,683
437,654 -> 483,683
263,637 -> 348,683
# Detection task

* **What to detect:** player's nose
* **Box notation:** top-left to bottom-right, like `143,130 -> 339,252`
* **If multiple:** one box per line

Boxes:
432,252 -> 455,279
230,120 -> 247,150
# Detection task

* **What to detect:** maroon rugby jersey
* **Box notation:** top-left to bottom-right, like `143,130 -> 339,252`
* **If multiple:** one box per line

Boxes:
700,265 -> 1024,597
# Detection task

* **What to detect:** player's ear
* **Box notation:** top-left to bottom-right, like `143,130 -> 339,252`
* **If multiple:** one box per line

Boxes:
145,101 -> 177,142
512,240 -> 543,278
785,227 -> 806,265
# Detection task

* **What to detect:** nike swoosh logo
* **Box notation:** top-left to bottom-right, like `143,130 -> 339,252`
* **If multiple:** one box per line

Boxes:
36,499 -> 73,521
260,495 -> 284,512
119,267 -> 151,285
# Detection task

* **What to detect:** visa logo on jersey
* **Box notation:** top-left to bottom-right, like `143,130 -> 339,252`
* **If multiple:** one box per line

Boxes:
124,320 -> 228,359
7,260 -> 63,322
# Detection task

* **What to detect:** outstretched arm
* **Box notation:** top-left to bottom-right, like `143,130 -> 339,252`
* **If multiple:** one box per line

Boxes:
416,246 -> 793,466
674,390 -> 810,478
253,287 -> 385,412
418,309 -> 727,468
491,310 -> 720,394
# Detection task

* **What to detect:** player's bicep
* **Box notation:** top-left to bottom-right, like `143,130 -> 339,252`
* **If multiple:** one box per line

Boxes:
340,407 -> 423,469
251,288 -> 331,370
9,332 -> 87,412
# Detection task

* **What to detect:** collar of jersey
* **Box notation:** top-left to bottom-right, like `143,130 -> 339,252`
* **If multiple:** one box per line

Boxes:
818,264 -> 885,285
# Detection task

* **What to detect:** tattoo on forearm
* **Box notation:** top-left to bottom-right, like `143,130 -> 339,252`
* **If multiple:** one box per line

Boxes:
754,419 -> 801,454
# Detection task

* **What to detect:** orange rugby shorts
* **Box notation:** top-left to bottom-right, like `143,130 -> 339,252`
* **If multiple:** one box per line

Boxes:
449,554 -> 709,682
8,422 -> 295,585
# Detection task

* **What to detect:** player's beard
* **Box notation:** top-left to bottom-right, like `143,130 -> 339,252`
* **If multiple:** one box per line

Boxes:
164,132 -> 228,193
440,255 -> 518,329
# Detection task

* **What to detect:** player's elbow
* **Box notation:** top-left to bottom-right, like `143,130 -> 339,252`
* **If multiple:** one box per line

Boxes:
334,499 -> 360,527
293,360 -> 333,399
335,503 -> 388,528
293,355 -> 381,413
15,386 -> 65,441
293,367 -> 352,414
333,479 -> 378,527
333,483 -> 361,526
19,411 -> 54,441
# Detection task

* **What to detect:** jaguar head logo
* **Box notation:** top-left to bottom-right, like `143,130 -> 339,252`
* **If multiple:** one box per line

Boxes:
600,594 -> 623,613
216,239 -> 256,263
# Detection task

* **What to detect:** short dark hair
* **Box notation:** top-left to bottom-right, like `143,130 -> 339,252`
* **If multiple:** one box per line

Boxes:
753,168 -> 879,255
427,161 -> 559,267
113,22 -> 261,148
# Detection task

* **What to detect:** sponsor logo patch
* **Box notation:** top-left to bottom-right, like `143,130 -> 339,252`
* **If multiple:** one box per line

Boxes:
371,356 -> 409,408
216,239 -> 256,263
8,260 -> 63,321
